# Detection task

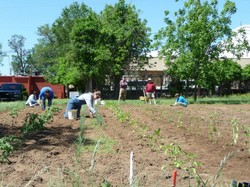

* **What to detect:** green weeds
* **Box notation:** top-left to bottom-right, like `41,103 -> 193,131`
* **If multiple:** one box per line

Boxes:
208,111 -> 221,143
0,136 -> 20,163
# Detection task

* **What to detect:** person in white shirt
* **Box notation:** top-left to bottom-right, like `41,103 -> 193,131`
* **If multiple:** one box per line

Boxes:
26,91 -> 39,107
64,90 -> 101,119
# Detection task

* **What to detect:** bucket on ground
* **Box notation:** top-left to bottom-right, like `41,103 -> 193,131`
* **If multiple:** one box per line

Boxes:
68,110 -> 77,120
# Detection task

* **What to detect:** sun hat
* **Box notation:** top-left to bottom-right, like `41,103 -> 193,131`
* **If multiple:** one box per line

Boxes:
148,78 -> 152,81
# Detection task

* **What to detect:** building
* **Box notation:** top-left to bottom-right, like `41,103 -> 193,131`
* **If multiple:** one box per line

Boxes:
0,76 -> 65,98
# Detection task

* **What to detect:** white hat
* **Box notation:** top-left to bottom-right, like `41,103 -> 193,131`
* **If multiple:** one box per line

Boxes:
148,78 -> 152,81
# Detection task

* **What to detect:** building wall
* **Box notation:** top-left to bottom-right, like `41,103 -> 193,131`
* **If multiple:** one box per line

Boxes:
0,76 -> 65,98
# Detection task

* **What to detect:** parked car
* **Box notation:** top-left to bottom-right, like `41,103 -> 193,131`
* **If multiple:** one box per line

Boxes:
0,83 -> 28,101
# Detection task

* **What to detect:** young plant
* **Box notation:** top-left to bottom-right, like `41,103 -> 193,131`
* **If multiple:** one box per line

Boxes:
208,111 -> 221,143
231,119 -> 239,145
21,113 -> 45,136
9,109 -> 18,125
0,136 -> 20,163
75,117 -> 86,157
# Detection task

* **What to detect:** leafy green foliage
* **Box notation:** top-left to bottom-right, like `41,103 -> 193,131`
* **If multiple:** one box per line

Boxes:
21,113 -> 46,136
242,64 -> 250,80
8,35 -> 32,75
154,0 -> 249,100
20,107 -> 61,136
30,1 -> 151,91
0,136 -> 20,162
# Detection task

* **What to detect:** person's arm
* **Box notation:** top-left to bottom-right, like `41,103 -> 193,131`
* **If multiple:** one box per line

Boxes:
84,94 -> 96,115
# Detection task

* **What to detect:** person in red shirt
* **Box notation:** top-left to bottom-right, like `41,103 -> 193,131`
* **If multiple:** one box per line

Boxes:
145,78 -> 156,104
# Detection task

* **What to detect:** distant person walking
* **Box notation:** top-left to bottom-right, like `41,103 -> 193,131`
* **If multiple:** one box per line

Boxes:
39,86 -> 54,110
171,93 -> 188,107
118,76 -> 128,101
64,90 -> 101,119
145,78 -> 156,104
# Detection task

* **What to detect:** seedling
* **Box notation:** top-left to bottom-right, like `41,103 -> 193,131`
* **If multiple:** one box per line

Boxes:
231,119 -> 239,145
0,136 -> 20,163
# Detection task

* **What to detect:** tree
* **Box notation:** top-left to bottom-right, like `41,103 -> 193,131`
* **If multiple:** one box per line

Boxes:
31,2 -> 92,88
100,0 -> 151,94
242,64 -> 250,81
154,0 -> 249,101
213,59 -> 242,95
242,64 -> 250,91
0,44 -> 4,75
0,44 -> 3,65
69,11 -> 111,91
8,35 -> 30,75
31,1 -> 151,94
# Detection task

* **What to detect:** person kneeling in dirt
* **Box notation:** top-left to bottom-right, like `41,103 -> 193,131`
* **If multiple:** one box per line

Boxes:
64,90 -> 101,119
26,91 -> 39,107
171,93 -> 188,107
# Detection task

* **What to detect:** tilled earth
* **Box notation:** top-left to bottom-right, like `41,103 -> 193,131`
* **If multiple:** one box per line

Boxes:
0,102 -> 249,187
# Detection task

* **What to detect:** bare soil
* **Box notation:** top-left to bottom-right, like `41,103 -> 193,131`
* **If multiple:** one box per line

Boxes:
0,102 -> 249,187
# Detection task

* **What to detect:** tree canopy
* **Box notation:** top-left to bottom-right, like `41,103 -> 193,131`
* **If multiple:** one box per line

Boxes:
154,0 -> 249,100
8,35 -> 32,75
30,0 -> 151,92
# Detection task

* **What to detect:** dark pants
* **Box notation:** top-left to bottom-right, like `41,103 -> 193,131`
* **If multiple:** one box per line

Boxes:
41,96 -> 52,110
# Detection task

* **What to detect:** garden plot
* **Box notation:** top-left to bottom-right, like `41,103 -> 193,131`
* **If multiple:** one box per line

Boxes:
0,102 -> 249,186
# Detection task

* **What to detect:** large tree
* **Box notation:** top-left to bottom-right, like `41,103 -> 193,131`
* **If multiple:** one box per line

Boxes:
31,1 -> 151,94
69,11 -> 111,91
154,0 -> 249,100
8,35 -> 31,75
100,0 -> 151,92
31,2 -> 92,87
0,44 -> 4,72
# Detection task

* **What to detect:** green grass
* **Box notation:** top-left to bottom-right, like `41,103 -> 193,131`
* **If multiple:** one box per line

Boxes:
0,94 -> 250,113
0,101 -> 26,112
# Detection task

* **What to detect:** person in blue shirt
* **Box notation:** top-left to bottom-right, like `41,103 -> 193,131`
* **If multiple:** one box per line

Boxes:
64,90 -> 101,119
38,86 -> 54,110
172,93 -> 188,107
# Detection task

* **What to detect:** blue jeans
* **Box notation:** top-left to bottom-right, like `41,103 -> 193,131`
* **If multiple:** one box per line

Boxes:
41,96 -> 52,110
64,97 -> 86,118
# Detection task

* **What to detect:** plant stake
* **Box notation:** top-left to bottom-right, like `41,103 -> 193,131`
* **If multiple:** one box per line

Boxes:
129,151 -> 134,187
172,170 -> 177,187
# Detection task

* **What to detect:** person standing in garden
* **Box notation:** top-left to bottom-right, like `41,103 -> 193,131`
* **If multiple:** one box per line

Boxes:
145,78 -> 156,104
38,86 -> 54,110
171,93 -> 188,107
64,90 -> 101,119
118,76 -> 128,101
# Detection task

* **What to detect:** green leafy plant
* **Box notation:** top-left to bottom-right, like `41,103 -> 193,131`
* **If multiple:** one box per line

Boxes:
208,111 -> 221,143
21,113 -> 45,136
231,119 -> 239,145
0,136 -> 20,163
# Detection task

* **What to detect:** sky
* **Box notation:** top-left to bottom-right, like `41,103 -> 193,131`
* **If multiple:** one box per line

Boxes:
0,0 -> 249,76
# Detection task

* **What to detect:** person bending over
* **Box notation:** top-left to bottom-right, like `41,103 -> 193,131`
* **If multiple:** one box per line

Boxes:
64,90 -> 101,119
39,86 -> 54,110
